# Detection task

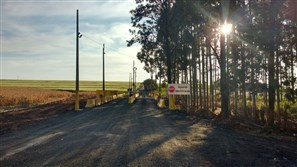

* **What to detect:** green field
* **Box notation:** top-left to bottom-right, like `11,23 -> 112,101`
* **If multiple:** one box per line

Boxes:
0,80 -> 141,92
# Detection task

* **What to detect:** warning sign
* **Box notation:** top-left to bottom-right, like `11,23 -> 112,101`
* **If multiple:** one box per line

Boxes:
167,84 -> 190,95
168,85 -> 175,93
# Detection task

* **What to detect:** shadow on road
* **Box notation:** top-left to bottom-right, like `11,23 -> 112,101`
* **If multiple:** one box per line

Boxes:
1,97 -> 296,166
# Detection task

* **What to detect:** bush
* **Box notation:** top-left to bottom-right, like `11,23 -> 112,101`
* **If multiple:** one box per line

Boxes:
279,99 -> 297,114
289,102 -> 297,114
280,100 -> 290,111
143,79 -> 158,92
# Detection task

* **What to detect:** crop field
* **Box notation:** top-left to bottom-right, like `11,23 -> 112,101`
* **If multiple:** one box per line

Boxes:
0,87 -> 71,107
0,80 -> 140,108
0,87 -> 99,108
0,80 -> 140,92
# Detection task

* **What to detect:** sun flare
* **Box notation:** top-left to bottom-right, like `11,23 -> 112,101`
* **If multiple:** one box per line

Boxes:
221,22 -> 232,35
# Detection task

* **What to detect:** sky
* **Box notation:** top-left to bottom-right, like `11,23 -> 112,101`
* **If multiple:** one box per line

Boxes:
0,0 -> 151,82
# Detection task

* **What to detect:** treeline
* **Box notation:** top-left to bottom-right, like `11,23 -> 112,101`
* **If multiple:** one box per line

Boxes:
128,0 -> 297,128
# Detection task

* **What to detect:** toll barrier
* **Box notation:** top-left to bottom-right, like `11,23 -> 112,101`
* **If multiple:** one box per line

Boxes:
96,90 -> 119,105
157,99 -> 166,108
85,99 -> 96,108
128,96 -> 135,103
84,90 -> 125,108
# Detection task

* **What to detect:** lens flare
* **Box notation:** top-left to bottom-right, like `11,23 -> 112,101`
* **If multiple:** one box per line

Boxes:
221,23 -> 232,35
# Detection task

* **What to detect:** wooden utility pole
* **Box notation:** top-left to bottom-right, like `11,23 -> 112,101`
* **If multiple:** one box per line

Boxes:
102,44 -> 105,102
133,61 -> 135,93
75,9 -> 80,111
129,73 -> 132,95
132,61 -> 137,96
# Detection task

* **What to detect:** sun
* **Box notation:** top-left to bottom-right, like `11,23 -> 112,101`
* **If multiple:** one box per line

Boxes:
221,22 -> 232,35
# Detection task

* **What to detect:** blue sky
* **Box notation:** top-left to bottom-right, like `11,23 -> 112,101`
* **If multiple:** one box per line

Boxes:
1,0 -> 150,81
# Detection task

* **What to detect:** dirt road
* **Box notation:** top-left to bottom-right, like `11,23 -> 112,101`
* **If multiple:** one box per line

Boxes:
0,97 -> 296,166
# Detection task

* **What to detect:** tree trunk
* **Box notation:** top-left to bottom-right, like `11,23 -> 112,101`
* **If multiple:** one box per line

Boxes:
192,33 -> 198,108
268,48 -> 275,126
290,44 -> 295,103
202,43 -> 206,109
251,52 -> 258,121
206,45 -> 210,110
276,49 -> 281,125
164,3 -> 172,84
198,39 -> 203,108
220,33 -> 230,117
214,59 -> 217,110
210,49 -> 214,112
267,0 -> 283,126
234,88 -> 238,116
241,44 -> 247,117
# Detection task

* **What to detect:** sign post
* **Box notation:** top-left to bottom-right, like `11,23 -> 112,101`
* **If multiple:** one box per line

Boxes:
168,84 -> 190,95
168,84 -> 190,110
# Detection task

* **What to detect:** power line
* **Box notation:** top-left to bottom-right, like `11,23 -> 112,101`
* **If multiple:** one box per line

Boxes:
82,34 -> 102,46
105,46 -> 136,59
81,33 -> 137,59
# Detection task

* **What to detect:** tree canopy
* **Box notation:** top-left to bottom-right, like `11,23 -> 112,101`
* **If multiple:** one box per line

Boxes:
143,78 -> 158,92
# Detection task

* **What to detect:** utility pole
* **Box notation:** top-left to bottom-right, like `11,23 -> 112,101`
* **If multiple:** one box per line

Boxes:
132,61 -> 135,93
75,9 -> 81,111
132,61 -> 137,96
130,73 -> 133,94
135,68 -> 137,92
102,43 -> 105,102
128,73 -> 132,95
159,63 -> 162,96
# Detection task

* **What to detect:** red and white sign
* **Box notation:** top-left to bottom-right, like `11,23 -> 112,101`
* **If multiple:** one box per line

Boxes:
168,84 -> 190,95
168,85 -> 175,93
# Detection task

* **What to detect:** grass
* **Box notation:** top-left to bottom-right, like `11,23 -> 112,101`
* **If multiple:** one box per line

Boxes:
0,80 -> 140,92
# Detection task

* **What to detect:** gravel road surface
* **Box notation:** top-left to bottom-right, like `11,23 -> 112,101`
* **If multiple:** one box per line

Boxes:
1,97 -> 296,166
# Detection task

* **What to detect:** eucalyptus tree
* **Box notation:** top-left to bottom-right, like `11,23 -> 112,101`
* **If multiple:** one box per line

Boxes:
128,0 -> 296,127
128,0 -> 174,83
